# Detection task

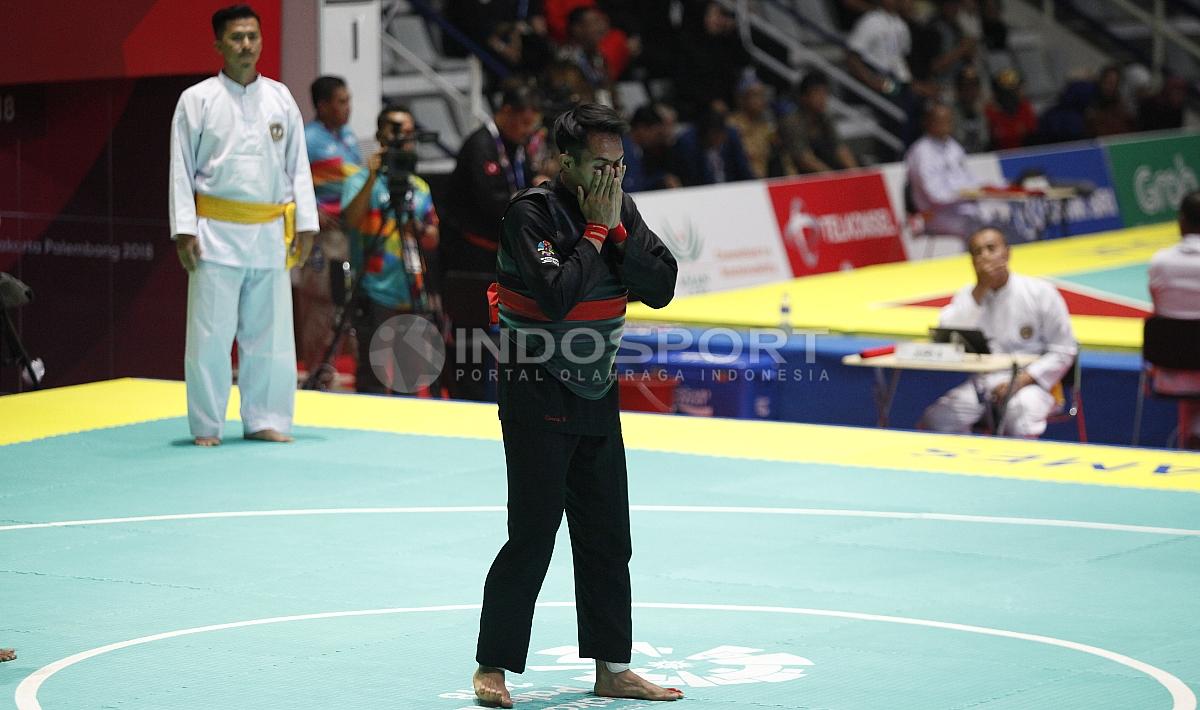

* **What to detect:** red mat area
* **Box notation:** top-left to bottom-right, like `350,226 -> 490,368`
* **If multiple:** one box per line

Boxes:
902,285 -> 1151,319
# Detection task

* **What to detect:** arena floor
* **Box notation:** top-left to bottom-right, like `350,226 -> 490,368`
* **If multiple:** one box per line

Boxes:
2,380 -> 1199,709
628,224 -> 1176,352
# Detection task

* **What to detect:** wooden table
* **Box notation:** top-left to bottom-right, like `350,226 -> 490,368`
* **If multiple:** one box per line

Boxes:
842,352 -> 1040,430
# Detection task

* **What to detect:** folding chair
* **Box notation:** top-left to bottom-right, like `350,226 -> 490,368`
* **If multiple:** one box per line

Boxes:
1045,355 -> 1086,441
1132,316 -> 1200,447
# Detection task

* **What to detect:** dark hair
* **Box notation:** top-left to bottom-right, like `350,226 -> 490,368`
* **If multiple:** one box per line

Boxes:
376,103 -> 413,132
1181,190 -> 1200,232
923,101 -> 951,122
566,6 -> 597,33
497,78 -> 543,111
311,76 -> 347,109
968,227 -> 1008,250
553,103 -> 628,157
630,104 -> 665,129
797,71 -> 830,96
212,4 -> 260,39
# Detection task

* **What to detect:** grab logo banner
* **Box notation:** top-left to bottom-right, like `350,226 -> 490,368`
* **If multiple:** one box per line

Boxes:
766,172 -> 906,277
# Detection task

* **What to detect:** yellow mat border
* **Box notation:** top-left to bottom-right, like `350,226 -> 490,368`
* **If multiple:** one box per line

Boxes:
628,225 -> 1179,352
3,379 -> 1198,493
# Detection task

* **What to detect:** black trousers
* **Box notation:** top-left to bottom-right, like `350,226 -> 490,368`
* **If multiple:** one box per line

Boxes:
476,420 -> 633,673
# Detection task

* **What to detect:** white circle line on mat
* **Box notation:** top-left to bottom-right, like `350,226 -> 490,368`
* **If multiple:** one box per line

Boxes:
14,602 -> 1196,710
1,506 -> 1198,536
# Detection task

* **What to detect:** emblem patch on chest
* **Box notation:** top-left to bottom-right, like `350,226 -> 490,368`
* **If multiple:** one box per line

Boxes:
269,122 -> 284,141
537,239 -> 560,266
1020,324 -> 1034,340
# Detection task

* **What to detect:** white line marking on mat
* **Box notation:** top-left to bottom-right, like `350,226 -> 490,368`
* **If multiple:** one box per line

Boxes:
14,602 -> 1195,710
2,506 -> 1198,537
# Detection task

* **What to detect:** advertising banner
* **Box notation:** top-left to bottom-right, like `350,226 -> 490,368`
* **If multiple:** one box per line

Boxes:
1105,132 -> 1200,226
999,143 -> 1124,239
632,182 -> 793,297
766,171 -> 906,277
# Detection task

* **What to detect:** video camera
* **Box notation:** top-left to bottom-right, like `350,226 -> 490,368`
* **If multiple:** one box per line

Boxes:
381,129 -> 439,192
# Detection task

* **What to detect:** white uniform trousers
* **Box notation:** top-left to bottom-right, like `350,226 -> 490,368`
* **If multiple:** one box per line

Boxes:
186,261 -> 296,438
921,371 -> 1058,437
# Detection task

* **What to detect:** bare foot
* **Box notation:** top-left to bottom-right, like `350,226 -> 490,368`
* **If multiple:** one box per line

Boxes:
594,661 -> 683,702
0,648 -> 15,663
244,429 -> 293,443
472,665 -> 513,708
193,436 -> 221,447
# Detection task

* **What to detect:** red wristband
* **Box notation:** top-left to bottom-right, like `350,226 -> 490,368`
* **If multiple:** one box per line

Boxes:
611,223 -> 628,244
584,223 -> 609,249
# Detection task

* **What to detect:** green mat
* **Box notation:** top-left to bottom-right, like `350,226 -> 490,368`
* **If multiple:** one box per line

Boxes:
2,419 -> 1198,709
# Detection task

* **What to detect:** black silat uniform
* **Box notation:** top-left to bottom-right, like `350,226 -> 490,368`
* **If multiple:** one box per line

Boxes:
475,176 -> 677,673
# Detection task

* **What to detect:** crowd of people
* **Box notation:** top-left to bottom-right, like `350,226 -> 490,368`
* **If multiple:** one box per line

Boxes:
440,0 -> 1190,184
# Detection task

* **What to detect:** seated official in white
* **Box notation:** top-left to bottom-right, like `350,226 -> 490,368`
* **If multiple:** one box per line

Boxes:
920,228 -> 1077,437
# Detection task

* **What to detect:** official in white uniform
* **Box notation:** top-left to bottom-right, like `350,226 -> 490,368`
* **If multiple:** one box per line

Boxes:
169,5 -> 318,446
906,104 -> 986,238
1148,190 -> 1200,447
920,228 -> 1077,437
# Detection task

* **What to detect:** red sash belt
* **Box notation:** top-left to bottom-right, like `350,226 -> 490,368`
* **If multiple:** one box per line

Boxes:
487,283 -> 627,325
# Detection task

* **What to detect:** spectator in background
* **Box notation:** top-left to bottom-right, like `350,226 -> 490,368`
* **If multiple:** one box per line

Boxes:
1139,76 -> 1189,132
1086,65 -> 1135,137
672,103 -> 755,186
340,105 -> 439,395
985,68 -> 1037,150
834,0 -> 877,31
978,0 -> 1009,49
439,82 -> 546,400
846,0 -> 912,98
1036,78 -> 1094,145
779,71 -> 859,174
545,0 -> 644,81
907,103 -> 987,237
300,75 -> 361,386
1148,190 -> 1200,449
925,0 -> 978,94
446,0 -> 548,58
951,65 -> 990,153
487,19 -> 554,81
558,6 -> 616,106
623,103 -> 681,192
728,75 -> 785,179
674,1 -> 753,120
445,0 -> 552,85
542,59 -> 597,122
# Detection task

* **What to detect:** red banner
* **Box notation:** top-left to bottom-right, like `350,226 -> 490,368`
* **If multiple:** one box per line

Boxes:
766,172 -> 906,277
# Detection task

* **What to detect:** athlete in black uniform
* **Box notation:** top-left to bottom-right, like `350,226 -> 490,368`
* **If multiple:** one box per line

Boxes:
472,103 -> 681,707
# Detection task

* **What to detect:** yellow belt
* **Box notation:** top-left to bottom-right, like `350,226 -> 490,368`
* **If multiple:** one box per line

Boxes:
195,193 -> 300,268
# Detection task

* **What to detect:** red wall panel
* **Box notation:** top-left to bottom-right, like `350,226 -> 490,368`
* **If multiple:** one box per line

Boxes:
2,0 -> 281,86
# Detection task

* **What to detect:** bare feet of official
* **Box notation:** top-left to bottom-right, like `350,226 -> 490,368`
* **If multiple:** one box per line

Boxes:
473,665 -> 513,708
193,436 -> 221,447
0,648 -> 15,663
594,661 -> 684,702
244,429 -> 293,443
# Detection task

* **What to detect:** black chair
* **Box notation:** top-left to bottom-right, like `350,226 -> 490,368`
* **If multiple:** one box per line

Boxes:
1132,316 -> 1200,447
